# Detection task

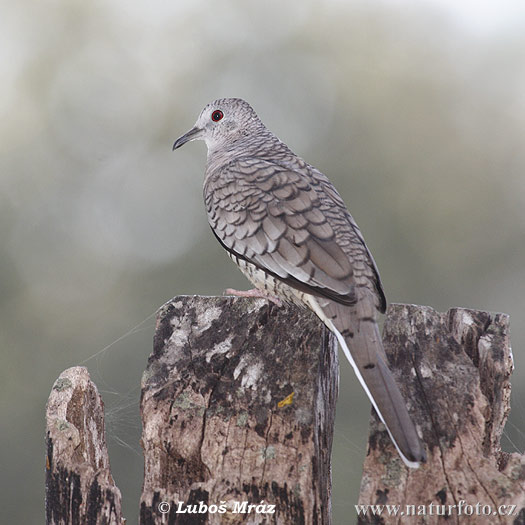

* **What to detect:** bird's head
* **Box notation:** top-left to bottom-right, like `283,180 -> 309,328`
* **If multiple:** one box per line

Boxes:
172,98 -> 261,153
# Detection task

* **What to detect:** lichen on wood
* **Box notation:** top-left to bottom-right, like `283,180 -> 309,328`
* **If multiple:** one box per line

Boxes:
45,366 -> 124,525
139,295 -> 338,525
358,304 -> 523,525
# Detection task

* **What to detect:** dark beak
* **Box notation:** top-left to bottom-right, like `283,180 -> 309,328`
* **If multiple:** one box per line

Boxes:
172,126 -> 202,150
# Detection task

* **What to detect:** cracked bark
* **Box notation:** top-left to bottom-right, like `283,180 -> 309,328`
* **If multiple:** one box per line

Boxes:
358,304 -> 524,525
139,295 -> 338,525
45,367 -> 124,525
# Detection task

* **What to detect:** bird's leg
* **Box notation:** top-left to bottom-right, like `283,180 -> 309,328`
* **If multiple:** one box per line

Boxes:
224,288 -> 283,307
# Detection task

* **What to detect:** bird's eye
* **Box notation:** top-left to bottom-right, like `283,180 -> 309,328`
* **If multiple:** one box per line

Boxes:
211,110 -> 224,122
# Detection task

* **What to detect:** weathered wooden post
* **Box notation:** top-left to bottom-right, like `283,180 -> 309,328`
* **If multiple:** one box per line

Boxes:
358,305 -> 524,524
45,298 -> 523,525
45,367 -> 124,525
139,296 -> 338,524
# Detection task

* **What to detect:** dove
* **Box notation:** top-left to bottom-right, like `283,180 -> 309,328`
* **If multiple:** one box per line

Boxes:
173,98 -> 426,467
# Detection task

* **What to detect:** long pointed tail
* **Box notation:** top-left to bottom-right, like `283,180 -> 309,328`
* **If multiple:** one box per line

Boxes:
331,322 -> 425,467
317,299 -> 426,468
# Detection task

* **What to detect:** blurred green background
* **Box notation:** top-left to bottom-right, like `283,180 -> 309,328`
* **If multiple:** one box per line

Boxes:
2,0 -> 524,523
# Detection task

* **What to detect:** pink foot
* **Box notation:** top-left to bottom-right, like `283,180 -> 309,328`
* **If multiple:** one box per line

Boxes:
224,288 -> 283,307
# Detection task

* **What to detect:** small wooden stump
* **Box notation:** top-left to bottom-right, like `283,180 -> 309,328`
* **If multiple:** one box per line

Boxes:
139,296 -> 338,525
45,366 -> 124,525
358,304 -> 524,524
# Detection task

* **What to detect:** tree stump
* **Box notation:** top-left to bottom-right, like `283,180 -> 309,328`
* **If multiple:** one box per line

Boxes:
45,367 -> 124,525
358,304 -> 524,524
45,299 -> 521,525
139,296 -> 338,524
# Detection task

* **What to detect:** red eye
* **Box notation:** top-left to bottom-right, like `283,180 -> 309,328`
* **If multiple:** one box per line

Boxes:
211,110 -> 223,122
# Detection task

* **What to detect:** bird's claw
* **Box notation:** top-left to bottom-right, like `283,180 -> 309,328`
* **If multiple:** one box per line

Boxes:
224,288 -> 283,307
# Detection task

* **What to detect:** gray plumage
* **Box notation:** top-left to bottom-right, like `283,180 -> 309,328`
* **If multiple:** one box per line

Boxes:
173,98 -> 426,467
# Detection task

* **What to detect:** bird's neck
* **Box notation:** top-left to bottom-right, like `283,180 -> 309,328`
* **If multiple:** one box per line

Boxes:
206,131 -> 294,174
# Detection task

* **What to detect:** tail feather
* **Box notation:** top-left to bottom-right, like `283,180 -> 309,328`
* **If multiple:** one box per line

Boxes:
331,323 -> 426,467
303,294 -> 425,466
316,298 -> 426,468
